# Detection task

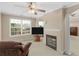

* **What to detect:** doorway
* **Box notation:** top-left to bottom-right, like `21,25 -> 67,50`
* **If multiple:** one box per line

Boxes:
69,9 -> 79,55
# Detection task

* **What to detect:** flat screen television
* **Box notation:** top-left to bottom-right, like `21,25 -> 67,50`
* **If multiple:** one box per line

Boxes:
32,27 -> 44,34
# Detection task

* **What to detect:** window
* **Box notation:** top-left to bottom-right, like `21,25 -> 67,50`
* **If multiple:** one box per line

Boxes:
10,19 -> 21,36
10,19 -> 31,36
38,21 -> 45,27
22,20 -> 31,34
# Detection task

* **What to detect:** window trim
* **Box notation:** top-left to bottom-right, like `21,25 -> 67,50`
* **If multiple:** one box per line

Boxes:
9,18 -> 31,37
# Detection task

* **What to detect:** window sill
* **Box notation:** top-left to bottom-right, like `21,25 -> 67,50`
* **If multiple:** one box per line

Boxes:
10,33 -> 31,38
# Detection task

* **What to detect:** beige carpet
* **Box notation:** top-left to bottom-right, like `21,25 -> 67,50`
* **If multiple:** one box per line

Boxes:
70,36 -> 79,55
23,41 -> 62,56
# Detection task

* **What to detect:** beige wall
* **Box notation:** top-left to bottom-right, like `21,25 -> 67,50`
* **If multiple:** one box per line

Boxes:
41,8 -> 64,29
41,8 -> 65,53
70,17 -> 79,36
1,14 -> 36,42
70,17 -> 79,27
0,13 -> 1,40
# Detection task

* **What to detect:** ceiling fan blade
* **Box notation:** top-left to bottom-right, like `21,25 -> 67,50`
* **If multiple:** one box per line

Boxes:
37,9 -> 46,13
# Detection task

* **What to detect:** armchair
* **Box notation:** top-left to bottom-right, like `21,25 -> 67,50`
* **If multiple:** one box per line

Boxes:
0,41 -> 32,56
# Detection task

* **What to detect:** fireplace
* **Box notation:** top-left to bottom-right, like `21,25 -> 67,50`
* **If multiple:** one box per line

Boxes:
46,34 -> 57,50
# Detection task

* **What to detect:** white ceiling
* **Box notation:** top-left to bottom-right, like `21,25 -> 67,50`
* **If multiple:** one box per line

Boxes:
0,2 -> 79,18
72,9 -> 79,17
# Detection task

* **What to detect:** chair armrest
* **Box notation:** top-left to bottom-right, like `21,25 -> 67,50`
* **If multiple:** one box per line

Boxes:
22,42 -> 32,56
23,42 -> 32,50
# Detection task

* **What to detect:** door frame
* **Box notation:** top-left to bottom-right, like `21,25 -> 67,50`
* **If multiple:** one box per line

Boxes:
64,7 -> 79,55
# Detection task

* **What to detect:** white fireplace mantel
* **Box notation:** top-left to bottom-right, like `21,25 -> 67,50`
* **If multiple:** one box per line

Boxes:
44,29 -> 64,54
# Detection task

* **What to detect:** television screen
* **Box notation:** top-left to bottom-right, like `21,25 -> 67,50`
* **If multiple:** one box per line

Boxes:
32,27 -> 44,34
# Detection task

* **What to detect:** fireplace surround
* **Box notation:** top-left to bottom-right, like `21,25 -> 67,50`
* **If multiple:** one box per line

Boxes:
44,29 -> 64,54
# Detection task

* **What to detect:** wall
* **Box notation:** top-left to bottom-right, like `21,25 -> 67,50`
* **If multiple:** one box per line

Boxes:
41,8 -> 65,53
70,17 -> 79,36
1,14 -> 36,42
0,13 -> 1,41
70,17 -> 79,27
42,9 -> 64,29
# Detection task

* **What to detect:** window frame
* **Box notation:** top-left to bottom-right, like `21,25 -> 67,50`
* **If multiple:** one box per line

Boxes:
9,18 -> 31,37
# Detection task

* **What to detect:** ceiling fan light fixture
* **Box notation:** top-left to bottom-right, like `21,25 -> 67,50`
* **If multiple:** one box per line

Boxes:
31,10 -> 35,13
27,2 -> 46,15
28,9 -> 35,14
31,4 -> 36,9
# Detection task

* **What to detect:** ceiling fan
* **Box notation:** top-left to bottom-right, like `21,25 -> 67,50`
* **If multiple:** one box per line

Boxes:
15,2 -> 46,15
28,2 -> 46,15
